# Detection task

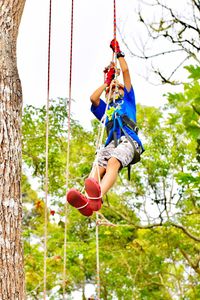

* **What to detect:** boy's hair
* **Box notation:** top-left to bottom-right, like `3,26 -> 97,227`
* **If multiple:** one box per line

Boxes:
105,83 -> 124,95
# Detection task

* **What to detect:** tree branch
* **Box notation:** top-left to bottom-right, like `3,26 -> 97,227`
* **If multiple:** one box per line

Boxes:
158,0 -> 200,34
179,248 -> 200,274
170,223 -> 200,242
192,0 -> 200,11
104,206 -> 200,242
118,20 -> 184,60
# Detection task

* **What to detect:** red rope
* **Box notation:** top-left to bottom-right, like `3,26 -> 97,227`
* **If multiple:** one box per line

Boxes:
68,0 -> 74,116
113,0 -> 117,62
46,0 -> 52,100
44,0 -> 52,299
113,0 -> 116,41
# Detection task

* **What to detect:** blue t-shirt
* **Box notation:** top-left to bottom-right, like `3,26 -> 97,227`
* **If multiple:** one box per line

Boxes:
91,86 -> 144,151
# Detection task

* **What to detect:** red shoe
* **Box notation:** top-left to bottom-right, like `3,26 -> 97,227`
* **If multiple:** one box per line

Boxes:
85,178 -> 102,211
66,188 -> 93,217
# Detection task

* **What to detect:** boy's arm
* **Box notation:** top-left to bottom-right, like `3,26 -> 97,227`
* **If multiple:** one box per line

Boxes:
90,83 -> 107,107
118,56 -> 132,92
90,66 -> 115,106
110,39 -> 132,92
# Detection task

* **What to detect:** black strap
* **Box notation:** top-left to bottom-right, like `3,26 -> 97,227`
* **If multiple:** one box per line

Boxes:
106,120 -> 113,135
113,131 -> 118,147
128,165 -> 131,181
121,115 -> 139,134
106,115 -> 139,137
120,124 -> 141,180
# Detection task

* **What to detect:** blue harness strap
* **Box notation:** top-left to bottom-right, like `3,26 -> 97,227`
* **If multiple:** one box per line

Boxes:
108,111 -> 141,180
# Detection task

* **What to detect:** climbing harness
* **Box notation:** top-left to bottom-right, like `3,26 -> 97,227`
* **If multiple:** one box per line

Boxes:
106,109 -> 142,180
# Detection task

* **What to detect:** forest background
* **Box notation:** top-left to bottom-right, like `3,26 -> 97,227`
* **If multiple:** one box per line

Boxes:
21,0 -> 200,299
0,0 -> 199,299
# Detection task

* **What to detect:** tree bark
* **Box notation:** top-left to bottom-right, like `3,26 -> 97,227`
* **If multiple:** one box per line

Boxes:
0,0 -> 26,299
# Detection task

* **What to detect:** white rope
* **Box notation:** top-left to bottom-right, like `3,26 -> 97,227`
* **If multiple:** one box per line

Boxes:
77,201 -> 89,210
95,214 -> 101,299
92,56 -> 120,300
63,0 -> 74,298
90,77 -> 118,181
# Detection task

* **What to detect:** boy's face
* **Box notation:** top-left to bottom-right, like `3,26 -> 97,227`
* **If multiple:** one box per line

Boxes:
106,86 -> 124,101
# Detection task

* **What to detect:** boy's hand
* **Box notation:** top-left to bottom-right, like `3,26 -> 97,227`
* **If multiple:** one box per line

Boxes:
104,67 -> 115,86
110,39 -> 121,53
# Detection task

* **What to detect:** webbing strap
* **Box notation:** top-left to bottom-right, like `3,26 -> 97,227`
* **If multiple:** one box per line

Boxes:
110,115 -> 141,180
116,115 -> 140,154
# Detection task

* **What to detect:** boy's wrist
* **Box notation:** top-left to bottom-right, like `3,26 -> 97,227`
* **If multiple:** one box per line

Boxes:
117,51 -> 125,58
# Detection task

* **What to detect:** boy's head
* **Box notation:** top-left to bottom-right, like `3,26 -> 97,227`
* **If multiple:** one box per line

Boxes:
105,82 -> 124,101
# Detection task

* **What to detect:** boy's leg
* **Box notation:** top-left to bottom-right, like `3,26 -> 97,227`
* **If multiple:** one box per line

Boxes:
88,154 -> 121,196
85,142 -> 120,206
100,157 -> 121,196
89,141 -> 114,182
85,166 -> 105,211
85,158 -> 120,211
90,165 -> 106,182
99,136 -> 136,195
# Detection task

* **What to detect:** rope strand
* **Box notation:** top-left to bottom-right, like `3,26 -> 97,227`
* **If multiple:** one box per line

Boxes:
113,0 -> 117,63
63,0 -> 74,298
113,0 -> 116,41
96,214 -> 101,299
93,2 -> 118,299
44,0 -> 52,298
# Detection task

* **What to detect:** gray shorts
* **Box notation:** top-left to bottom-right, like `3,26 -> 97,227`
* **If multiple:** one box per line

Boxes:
97,136 -> 141,169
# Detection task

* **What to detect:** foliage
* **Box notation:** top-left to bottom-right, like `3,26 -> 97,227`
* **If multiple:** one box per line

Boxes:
22,98 -> 95,197
22,68 -> 200,299
165,65 -> 200,162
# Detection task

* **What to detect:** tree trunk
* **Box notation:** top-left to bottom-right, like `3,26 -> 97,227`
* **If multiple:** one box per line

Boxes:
0,0 -> 26,299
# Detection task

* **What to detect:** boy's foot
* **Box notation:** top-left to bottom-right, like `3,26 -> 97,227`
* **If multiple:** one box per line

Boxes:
85,178 -> 102,211
66,188 -> 93,217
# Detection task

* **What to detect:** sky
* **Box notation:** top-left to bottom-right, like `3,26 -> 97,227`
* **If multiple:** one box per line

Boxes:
17,0 -> 187,131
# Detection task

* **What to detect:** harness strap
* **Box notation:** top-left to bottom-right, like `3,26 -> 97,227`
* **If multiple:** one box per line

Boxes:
106,114 -> 139,136
127,165 -> 131,181
117,116 -> 139,155
121,115 -> 139,134
113,114 -> 118,147
119,123 -> 141,180
106,113 -> 141,180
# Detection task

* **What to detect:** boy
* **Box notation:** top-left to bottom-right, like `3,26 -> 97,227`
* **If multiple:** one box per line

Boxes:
67,40 -> 144,216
